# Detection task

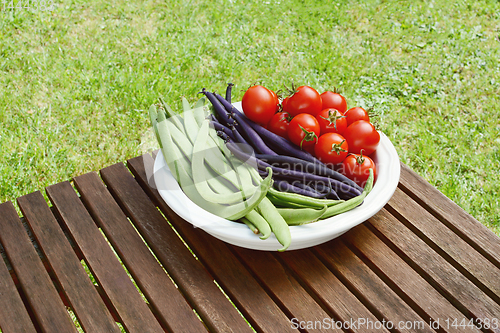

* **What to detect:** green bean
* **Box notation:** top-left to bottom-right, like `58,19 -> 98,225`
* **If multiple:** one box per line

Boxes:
168,122 -> 244,196
204,161 -> 245,194
210,129 -> 256,190
157,119 -> 186,184
159,97 -> 184,131
244,209 -> 272,240
229,156 -> 254,190
224,168 -> 272,220
156,104 -> 167,123
277,205 -> 328,225
209,128 -> 232,158
149,105 -> 162,149
181,97 -> 191,113
193,120 -> 261,204
205,130 -> 253,189
209,129 -> 253,192
240,217 -> 259,235
157,118 -> 273,219
168,121 -> 194,160
267,194 -> 320,209
257,197 -> 291,251
268,187 -> 344,209
321,169 -> 374,219
193,105 -> 208,127
183,107 -> 200,145
194,96 -> 206,109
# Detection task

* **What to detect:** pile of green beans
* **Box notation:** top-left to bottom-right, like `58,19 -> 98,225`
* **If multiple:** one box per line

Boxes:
150,97 -> 291,251
149,96 -> 375,251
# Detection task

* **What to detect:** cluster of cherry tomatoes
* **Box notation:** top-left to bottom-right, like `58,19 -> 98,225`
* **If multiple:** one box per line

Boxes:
241,84 -> 380,186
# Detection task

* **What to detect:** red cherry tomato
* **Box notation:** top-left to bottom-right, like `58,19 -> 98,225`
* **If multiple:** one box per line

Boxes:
281,96 -> 290,112
268,88 -> 280,108
345,106 -> 370,126
316,108 -> 347,135
288,113 -> 320,149
267,112 -> 291,139
320,91 -> 347,114
341,152 -> 377,187
242,85 -> 278,125
283,86 -> 322,117
343,120 -> 380,155
314,133 -> 348,165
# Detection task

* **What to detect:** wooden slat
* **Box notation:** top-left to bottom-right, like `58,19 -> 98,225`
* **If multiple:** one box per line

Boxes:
119,157 -> 295,332
342,224 -> 482,333
73,171 -> 206,333
387,187 -> 500,303
315,241 -> 435,333
0,216 -> 37,332
399,163 -> 500,269
0,201 -> 77,333
232,247 -> 343,333
367,207 -> 500,332
45,181 -> 164,333
171,226 -> 296,332
107,158 -> 254,333
17,191 -> 121,333
279,248 -> 388,333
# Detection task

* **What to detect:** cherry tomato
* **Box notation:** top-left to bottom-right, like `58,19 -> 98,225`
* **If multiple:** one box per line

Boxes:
288,113 -> 320,149
267,111 -> 291,139
283,86 -> 322,117
345,106 -> 369,126
320,91 -> 347,114
268,88 -> 279,107
316,108 -> 347,135
343,120 -> 380,155
281,96 -> 290,112
314,133 -> 348,165
242,85 -> 278,125
341,151 -> 377,187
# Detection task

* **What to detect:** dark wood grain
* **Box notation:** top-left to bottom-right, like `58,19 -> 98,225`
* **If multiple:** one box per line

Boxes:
232,247 -> 343,333
315,240 -> 435,333
342,224 -> 482,333
387,187 -> 500,304
367,207 -> 500,333
279,248 -> 388,333
45,181 -> 164,333
0,201 -> 77,333
107,158 -> 254,333
176,225 -> 296,333
73,171 -> 207,333
122,156 -> 296,332
0,209 -> 37,333
399,163 -> 500,269
17,191 -> 121,333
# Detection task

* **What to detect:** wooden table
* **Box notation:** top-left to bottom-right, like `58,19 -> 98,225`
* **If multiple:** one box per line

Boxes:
1,152 -> 500,333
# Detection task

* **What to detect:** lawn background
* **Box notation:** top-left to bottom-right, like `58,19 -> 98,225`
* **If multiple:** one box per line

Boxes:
1,0 -> 499,235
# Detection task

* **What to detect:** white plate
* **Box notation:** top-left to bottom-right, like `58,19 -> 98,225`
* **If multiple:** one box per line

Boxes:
153,103 -> 400,251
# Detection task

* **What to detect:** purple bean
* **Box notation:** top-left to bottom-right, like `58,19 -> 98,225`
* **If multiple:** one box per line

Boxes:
210,121 -> 236,141
225,83 -> 234,103
226,142 -> 359,199
200,89 -> 235,127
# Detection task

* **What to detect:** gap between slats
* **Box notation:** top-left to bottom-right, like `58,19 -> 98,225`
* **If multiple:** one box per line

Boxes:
126,154 -> 282,332
356,212 -> 494,332
0,206 -> 88,332
0,237 -> 43,333
227,246 -> 336,333
383,203 -> 500,306
397,168 -> 500,271
68,175 -> 203,332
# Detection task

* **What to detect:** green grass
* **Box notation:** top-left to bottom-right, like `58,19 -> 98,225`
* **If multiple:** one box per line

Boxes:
1,0 -> 499,235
